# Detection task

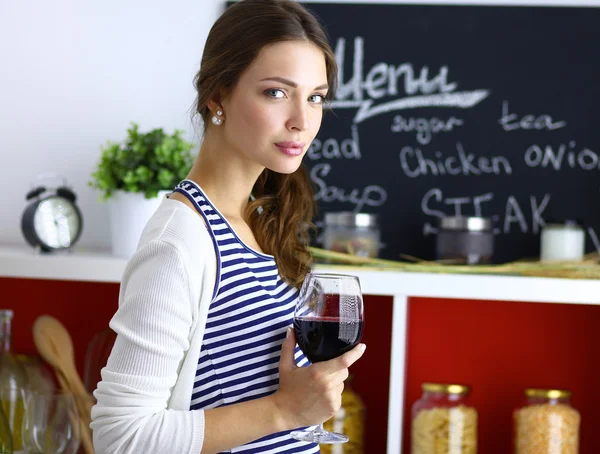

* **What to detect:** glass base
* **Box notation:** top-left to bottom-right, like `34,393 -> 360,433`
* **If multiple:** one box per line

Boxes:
290,427 -> 349,444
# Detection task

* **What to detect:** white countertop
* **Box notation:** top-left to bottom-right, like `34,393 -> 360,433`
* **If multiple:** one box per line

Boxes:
2,245 -> 600,304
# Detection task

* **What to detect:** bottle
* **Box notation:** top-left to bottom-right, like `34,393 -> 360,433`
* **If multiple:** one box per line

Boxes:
0,310 -> 27,453
321,375 -> 365,453
514,388 -> 580,454
0,404 -> 12,454
0,311 -> 26,390
411,383 -> 478,454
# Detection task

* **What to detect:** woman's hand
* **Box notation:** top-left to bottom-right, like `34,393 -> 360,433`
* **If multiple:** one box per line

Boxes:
271,327 -> 366,430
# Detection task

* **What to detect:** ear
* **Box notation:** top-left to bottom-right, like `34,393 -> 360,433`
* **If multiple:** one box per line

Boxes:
206,98 -> 221,115
208,87 -> 233,114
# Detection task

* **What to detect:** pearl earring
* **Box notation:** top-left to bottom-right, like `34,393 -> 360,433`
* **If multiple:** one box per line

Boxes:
212,108 -> 224,126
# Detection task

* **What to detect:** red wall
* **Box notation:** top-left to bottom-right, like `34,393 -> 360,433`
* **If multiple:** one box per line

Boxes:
2,277 -> 599,453
403,297 -> 600,454
1,277 -> 120,376
0,278 -> 393,453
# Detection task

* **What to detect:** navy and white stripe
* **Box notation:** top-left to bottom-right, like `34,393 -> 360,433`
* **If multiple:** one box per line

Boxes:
174,180 -> 319,454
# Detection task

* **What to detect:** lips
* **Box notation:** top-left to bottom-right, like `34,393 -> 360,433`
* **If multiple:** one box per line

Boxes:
274,141 -> 306,157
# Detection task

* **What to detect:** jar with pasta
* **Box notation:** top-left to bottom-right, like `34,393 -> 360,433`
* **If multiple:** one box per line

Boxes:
514,388 -> 580,454
411,382 -> 478,454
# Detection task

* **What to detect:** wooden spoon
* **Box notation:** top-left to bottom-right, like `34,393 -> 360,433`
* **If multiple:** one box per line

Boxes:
32,315 -> 95,453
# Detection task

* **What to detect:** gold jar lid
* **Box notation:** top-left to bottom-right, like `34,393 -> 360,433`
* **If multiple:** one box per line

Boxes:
525,388 -> 572,399
422,383 -> 471,394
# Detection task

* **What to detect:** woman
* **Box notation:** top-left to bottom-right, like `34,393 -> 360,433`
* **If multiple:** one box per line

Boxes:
91,0 -> 366,453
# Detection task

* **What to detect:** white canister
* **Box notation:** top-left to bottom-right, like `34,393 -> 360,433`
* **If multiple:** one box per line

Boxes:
540,221 -> 585,261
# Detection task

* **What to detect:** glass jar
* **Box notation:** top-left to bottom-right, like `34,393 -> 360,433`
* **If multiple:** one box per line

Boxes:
323,212 -> 381,258
411,383 -> 478,454
436,216 -> 493,264
321,375 -> 365,454
514,388 -> 580,454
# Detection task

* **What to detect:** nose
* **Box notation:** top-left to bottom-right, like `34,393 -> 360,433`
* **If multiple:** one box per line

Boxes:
286,101 -> 309,132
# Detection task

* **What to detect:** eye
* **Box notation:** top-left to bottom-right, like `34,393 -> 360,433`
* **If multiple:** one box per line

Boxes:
265,88 -> 286,99
309,94 -> 325,104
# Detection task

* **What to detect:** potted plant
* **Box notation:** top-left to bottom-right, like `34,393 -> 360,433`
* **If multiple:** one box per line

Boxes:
89,122 -> 195,258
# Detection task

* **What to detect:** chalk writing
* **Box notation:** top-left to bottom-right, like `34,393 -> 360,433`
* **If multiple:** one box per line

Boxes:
524,142 -> 600,171
307,125 -> 361,160
499,101 -> 566,132
310,163 -> 387,212
330,37 -> 491,123
400,143 -> 513,177
421,188 -> 550,235
390,115 -> 463,144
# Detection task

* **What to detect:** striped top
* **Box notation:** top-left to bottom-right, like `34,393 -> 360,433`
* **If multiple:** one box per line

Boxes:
174,180 -> 319,454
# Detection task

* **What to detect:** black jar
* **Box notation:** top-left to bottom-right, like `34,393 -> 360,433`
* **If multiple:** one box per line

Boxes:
436,216 -> 493,264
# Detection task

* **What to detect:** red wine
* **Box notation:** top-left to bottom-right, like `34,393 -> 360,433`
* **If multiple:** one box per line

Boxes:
294,316 -> 364,363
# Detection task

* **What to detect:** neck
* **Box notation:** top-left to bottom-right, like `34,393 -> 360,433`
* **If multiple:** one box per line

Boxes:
0,318 -> 11,353
187,130 -> 265,219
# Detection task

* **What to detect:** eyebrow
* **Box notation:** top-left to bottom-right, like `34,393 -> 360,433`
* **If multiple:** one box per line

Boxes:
260,76 -> 328,91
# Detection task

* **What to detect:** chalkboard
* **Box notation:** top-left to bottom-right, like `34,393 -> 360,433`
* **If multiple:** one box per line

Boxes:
300,2 -> 600,263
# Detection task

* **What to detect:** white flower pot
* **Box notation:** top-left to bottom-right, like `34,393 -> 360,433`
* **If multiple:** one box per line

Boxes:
108,190 -> 170,258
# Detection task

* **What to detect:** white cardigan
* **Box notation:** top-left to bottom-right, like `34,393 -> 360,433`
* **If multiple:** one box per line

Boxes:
91,196 -> 217,453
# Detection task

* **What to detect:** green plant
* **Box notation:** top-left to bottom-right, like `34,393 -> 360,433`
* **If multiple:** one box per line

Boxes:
89,122 -> 195,200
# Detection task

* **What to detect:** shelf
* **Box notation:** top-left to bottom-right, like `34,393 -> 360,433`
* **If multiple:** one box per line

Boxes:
4,244 -> 599,454
2,245 -> 600,304
0,245 -> 125,284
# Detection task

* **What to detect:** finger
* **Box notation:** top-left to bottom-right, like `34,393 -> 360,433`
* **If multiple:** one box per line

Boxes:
328,367 -> 349,387
278,328 -> 298,373
318,343 -> 366,374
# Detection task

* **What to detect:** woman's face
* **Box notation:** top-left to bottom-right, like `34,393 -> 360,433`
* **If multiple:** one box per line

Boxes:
219,40 -> 329,174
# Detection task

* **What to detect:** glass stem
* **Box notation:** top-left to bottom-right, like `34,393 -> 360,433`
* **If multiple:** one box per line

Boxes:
315,423 -> 327,433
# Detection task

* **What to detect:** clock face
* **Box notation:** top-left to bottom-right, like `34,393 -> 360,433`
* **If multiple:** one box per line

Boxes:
33,196 -> 81,249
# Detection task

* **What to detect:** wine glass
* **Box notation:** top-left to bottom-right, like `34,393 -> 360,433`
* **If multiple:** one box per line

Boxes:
290,272 -> 364,444
21,391 -> 80,454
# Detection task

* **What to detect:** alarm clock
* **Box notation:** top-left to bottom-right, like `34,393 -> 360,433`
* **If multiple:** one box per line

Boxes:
21,173 -> 83,252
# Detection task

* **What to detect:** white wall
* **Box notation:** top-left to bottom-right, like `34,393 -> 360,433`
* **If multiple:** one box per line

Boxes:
0,0 -> 224,251
2,0 -> 599,252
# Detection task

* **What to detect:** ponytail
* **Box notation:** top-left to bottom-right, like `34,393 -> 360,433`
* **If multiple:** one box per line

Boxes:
245,166 -> 315,288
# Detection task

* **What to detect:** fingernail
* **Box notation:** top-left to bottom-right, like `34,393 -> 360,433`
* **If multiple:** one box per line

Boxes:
360,343 -> 366,352
286,328 -> 292,339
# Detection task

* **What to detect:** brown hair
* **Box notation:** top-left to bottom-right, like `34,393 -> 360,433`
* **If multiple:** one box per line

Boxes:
192,0 -> 338,288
